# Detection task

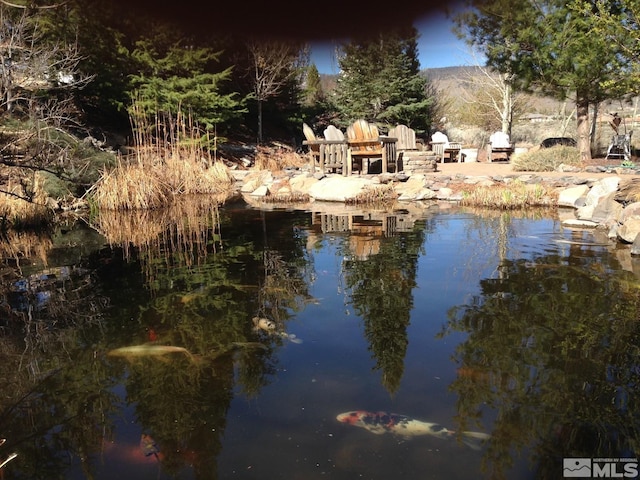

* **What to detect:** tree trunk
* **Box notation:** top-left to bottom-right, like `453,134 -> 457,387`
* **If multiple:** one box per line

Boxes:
576,93 -> 591,162
258,99 -> 263,144
501,77 -> 512,138
590,101 -> 599,154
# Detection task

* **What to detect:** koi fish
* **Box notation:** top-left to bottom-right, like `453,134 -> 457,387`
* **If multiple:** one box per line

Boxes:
336,411 -> 490,450
147,328 -> 158,342
0,439 -> 17,471
252,317 -> 276,332
456,366 -> 490,383
107,344 -> 195,361
252,317 -> 303,344
0,452 -> 17,470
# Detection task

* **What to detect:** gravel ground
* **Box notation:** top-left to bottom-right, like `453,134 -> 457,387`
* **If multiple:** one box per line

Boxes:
432,157 -> 636,180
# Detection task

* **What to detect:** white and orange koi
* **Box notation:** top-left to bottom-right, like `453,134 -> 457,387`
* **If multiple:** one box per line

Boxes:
336,410 -> 490,450
252,317 -> 303,344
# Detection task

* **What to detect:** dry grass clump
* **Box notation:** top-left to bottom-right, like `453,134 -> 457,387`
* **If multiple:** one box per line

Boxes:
164,155 -> 234,194
90,159 -> 171,210
90,106 -> 234,210
254,143 -> 307,172
458,180 -> 558,209
511,145 -> 582,172
261,192 -> 310,204
346,184 -> 398,206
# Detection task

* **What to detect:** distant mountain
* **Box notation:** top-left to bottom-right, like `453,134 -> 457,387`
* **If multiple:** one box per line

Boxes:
319,66 -> 570,115
422,66 -> 567,115
421,66 -> 478,80
319,66 -> 478,96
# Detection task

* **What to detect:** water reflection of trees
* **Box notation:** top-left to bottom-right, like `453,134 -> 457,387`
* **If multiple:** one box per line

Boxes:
91,204 -> 316,476
335,211 -> 431,394
442,250 -> 640,479
0,199 -> 318,479
0,224 -> 118,478
122,354 -> 235,477
458,207 -> 559,280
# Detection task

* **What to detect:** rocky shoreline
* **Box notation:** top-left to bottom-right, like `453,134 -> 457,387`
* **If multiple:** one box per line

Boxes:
231,163 -> 640,256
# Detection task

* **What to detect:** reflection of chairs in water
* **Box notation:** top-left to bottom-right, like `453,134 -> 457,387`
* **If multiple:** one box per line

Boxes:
606,132 -> 633,161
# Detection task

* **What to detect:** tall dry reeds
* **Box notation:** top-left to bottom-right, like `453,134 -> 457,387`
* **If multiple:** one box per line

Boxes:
89,104 -> 234,210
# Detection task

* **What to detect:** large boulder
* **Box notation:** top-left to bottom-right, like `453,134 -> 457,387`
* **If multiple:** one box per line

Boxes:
307,176 -> 376,202
557,184 -> 589,207
584,177 -> 621,206
618,217 -> 640,243
590,191 -> 623,226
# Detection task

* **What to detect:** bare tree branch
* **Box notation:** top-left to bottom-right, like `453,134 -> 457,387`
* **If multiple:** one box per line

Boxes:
246,40 -> 307,143
0,0 -> 69,10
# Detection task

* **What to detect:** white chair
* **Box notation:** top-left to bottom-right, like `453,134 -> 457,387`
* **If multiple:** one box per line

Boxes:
487,131 -> 514,162
430,131 -> 461,163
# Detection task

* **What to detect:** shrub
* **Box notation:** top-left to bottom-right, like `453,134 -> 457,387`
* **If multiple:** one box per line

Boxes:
511,146 -> 581,172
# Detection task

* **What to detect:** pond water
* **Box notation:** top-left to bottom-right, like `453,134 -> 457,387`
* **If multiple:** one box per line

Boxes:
2,196 -> 640,480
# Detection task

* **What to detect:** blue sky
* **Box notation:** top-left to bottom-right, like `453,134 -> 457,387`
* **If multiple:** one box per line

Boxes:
310,8 -> 476,74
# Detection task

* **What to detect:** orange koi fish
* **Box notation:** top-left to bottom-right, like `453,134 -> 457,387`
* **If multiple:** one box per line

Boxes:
336,411 -> 490,450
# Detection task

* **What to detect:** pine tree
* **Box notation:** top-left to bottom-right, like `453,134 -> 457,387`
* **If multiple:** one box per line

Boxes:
332,25 -> 434,133
456,0 -> 629,161
303,63 -> 324,106
129,26 -> 246,133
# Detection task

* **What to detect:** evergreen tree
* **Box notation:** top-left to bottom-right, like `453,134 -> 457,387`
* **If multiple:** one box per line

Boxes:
332,25 -> 434,133
129,25 -> 247,133
455,0 -> 629,161
303,63 -> 324,105
585,0 -> 640,94
71,0 -> 140,127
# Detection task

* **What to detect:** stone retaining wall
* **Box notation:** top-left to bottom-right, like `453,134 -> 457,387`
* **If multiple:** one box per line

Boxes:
232,167 -> 640,255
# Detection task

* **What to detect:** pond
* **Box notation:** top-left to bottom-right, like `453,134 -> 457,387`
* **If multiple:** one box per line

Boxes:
1,195 -> 639,480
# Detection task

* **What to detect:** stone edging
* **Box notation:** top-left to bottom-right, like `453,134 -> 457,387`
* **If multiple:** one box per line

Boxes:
232,168 -> 640,254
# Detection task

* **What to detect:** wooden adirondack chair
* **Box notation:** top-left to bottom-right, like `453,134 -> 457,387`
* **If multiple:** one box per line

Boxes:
346,119 -> 397,174
388,124 -> 417,151
324,125 -> 344,142
302,123 -> 348,174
